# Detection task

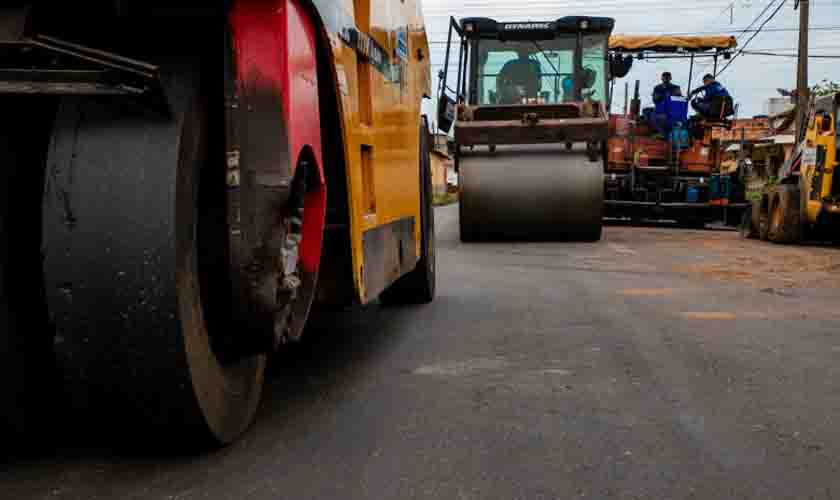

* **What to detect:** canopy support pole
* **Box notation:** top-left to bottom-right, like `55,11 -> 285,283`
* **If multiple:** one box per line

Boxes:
686,53 -> 695,96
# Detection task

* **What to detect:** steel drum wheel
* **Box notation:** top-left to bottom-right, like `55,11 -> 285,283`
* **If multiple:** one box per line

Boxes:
43,62 -> 265,447
458,145 -> 604,242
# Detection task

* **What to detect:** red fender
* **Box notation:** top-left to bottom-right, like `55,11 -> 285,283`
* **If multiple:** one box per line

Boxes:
229,0 -> 326,275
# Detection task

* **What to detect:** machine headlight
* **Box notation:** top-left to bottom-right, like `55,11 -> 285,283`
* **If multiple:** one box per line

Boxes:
580,20 -> 589,30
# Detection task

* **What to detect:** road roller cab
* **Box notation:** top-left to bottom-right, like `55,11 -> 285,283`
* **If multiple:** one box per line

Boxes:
437,16 -> 614,242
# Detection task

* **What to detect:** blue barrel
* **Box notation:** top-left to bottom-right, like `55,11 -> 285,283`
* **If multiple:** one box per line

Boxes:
686,186 -> 700,203
666,97 -> 689,126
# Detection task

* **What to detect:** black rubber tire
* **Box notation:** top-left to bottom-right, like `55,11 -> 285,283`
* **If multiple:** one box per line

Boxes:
746,200 -> 762,239
758,194 -> 772,241
380,122 -> 436,304
768,184 -> 802,244
43,63 -> 265,448
739,203 -> 759,239
0,103 -> 25,448
0,97 -> 56,453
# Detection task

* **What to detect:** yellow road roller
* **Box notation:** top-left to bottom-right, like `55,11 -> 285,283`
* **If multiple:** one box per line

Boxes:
1,1 -> 435,450
436,16 -> 613,242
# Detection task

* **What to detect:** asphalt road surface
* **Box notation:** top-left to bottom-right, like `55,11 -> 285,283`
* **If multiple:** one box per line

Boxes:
3,205 -> 840,499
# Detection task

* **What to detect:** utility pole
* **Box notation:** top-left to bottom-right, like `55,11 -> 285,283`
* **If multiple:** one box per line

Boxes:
795,0 -> 810,137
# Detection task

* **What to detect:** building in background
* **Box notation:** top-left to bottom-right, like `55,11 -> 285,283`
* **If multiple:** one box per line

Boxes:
765,97 -> 795,116
430,131 -> 455,195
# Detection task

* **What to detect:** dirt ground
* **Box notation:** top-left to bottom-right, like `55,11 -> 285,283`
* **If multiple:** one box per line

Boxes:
607,223 -> 840,290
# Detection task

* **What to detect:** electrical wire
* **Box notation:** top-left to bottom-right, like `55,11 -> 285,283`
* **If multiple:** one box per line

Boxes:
716,0 -> 790,76
427,26 -> 840,44
741,50 -> 840,58
732,0 -> 781,45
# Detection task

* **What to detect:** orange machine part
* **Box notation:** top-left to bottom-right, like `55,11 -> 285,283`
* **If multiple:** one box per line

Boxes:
679,142 -> 715,174
633,136 -> 668,162
607,137 -> 631,171
609,115 -> 653,138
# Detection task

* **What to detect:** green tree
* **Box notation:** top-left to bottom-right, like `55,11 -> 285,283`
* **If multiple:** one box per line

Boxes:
811,79 -> 840,97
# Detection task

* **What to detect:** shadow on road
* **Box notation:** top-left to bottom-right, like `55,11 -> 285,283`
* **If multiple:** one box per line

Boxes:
258,302 -> 415,417
1,302 -> 418,467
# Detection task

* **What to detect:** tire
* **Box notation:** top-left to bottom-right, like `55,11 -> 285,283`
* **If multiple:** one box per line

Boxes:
43,62 -> 265,448
379,121 -> 436,304
758,194 -> 771,241
1,97 -> 56,452
740,203 -> 759,239
768,184 -> 802,244
0,103 -> 25,447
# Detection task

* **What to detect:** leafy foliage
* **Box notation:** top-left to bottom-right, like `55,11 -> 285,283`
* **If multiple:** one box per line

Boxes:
811,79 -> 840,97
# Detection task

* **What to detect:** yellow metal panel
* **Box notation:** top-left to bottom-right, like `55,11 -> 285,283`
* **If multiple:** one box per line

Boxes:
329,0 -> 430,302
802,111 -> 837,222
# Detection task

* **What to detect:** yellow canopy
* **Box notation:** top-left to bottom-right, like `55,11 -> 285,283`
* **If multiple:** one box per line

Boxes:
609,35 -> 737,52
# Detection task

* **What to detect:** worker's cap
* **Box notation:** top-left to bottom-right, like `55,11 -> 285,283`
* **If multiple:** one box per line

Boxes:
662,72 -> 672,78
702,73 -> 714,81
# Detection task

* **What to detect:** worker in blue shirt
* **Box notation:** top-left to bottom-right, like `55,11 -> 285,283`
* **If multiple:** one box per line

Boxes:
651,72 -> 682,136
689,74 -> 732,119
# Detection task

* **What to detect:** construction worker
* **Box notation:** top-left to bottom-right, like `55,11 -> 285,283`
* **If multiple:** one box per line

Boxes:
497,46 -> 542,103
653,71 -> 682,103
650,72 -> 682,136
689,74 -> 733,120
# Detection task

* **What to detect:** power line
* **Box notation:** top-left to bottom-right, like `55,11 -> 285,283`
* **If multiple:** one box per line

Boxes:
422,0 -> 743,14
741,50 -> 840,58
712,1 -> 738,24
421,0 -> 837,15
687,0 -> 783,87
692,0 -> 738,40
749,45 -> 840,50
717,0 -> 790,76
427,25 -> 840,43
684,1 -> 788,86
733,0 -> 782,44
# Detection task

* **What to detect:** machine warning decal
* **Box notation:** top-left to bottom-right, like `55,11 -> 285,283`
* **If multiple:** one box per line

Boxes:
340,27 -> 398,83
802,146 -> 818,169
396,28 -> 409,61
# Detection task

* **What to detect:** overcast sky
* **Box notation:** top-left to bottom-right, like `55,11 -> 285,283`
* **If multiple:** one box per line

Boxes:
422,0 -> 840,117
